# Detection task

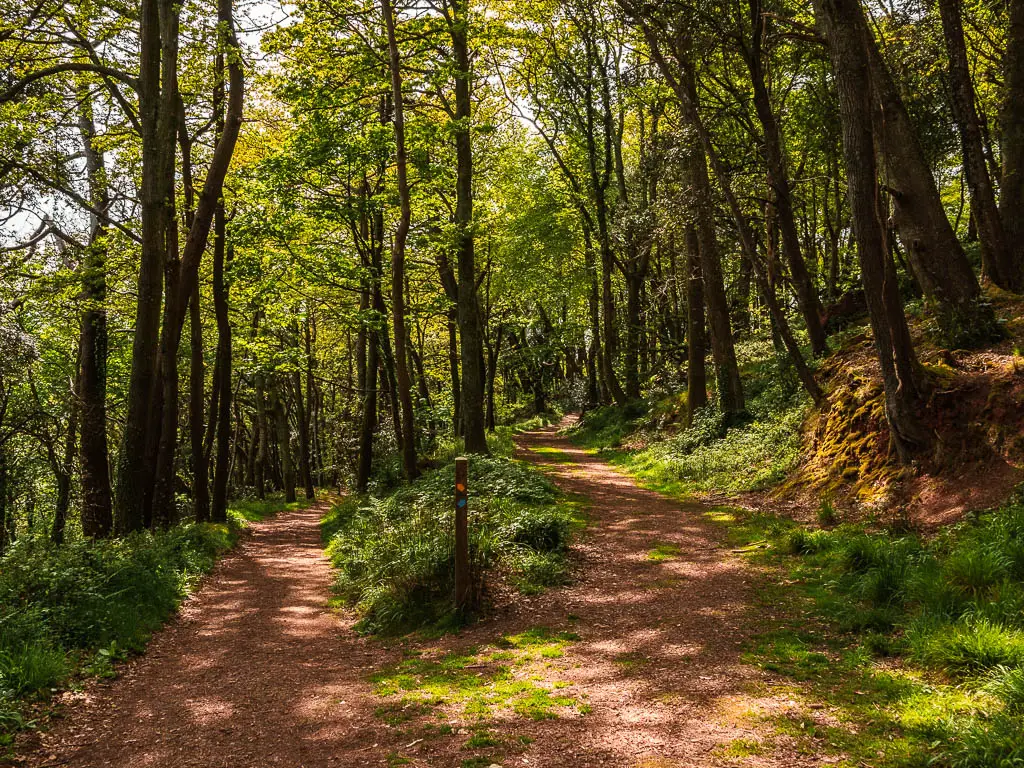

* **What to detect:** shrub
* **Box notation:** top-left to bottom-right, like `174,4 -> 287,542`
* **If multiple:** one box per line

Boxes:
841,535 -> 883,573
947,711 -> 1024,768
323,456 -> 574,634
499,504 -> 571,552
0,517 -> 243,736
569,402 -> 648,448
786,529 -> 833,555
982,665 -> 1024,710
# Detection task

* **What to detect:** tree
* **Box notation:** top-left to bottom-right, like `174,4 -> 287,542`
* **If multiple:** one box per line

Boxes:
814,0 -> 930,459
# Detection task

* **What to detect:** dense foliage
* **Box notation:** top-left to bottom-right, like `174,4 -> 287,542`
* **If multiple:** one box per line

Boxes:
322,441 -> 578,634
3,0 -> 1023,547
0,512 -> 252,741
3,0 -> 1024,759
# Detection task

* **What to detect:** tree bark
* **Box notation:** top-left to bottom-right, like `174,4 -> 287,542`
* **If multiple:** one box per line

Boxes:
147,0 -> 244,527
683,226 -> 708,423
1001,0 -> 1024,290
746,0 -> 828,356
382,0 -> 419,478
634,21 -> 745,420
815,0 -> 930,459
270,380 -> 295,503
937,0 -> 1015,289
624,269 -> 644,400
51,370 -> 78,546
77,92 -> 113,538
210,36 -> 233,523
210,215 -> 232,522
862,16 -> 998,344
189,280 -> 209,522
448,0 -> 488,454
582,224 -> 603,406
290,328 -> 315,499
255,373 -> 269,499
114,0 -> 179,534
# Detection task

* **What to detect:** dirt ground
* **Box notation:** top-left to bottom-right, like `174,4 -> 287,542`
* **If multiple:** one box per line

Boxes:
13,422 -> 829,768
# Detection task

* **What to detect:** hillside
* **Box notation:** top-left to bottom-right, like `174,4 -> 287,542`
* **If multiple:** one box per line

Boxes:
571,291 -> 1024,530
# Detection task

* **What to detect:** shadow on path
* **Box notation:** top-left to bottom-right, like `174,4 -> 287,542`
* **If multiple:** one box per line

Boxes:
19,502 -> 399,768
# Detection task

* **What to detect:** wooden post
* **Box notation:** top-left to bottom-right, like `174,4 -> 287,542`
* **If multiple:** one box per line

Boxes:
454,456 -> 470,611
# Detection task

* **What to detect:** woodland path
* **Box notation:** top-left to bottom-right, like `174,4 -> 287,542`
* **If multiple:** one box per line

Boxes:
16,421 -> 823,768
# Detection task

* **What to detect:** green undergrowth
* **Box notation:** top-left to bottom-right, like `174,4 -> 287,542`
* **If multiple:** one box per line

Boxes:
322,438 -> 586,634
0,497 -> 287,749
707,491 -> 1024,767
570,358 -> 809,497
370,626 -> 586,765
527,445 -> 576,464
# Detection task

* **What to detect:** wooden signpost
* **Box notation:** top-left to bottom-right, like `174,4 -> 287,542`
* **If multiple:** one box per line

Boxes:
454,457 -> 470,611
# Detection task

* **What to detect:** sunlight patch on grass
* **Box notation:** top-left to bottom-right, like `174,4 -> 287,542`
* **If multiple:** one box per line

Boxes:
528,446 -> 577,464
647,542 -> 681,563
370,626 -> 585,729
715,737 -> 766,759
228,495 -> 310,523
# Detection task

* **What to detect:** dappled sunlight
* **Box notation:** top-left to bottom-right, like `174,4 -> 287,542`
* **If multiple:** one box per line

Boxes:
183,696 -> 235,725
25,502 -> 401,768
29,425 -> 808,768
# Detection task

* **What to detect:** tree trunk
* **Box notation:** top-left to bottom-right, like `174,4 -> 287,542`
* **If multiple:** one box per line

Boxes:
189,280 -> 209,522
1001,0 -> 1024,290
0,449 -> 7,556
51,370 -> 78,545
382,0 -> 419,478
937,0 -> 1014,290
632,19 -> 745,420
447,307 -> 461,435
114,0 -> 179,535
485,325 -> 502,431
211,216 -> 232,522
271,380 -> 295,503
815,0 -> 930,459
77,93 -> 113,538
255,375 -> 269,499
449,0 -> 488,454
683,226 -> 708,423
689,145 -> 745,421
624,269 -> 643,399
288,320 -> 314,499
582,225 -> 603,406
144,0 -> 244,528
863,17 -> 998,344
210,36 -> 233,523
746,0 -> 828,356
356,318 -> 378,492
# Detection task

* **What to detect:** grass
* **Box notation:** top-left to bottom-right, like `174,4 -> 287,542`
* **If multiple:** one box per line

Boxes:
527,445 -> 576,464
691,491 -> 1024,767
647,543 -> 681,563
322,451 -> 584,634
716,737 -> 765,758
0,495 -> 292,751
370,626 -> 586,765
569,360 -> 809,498
228,496 -> 310,522
566,333 -> 1024,764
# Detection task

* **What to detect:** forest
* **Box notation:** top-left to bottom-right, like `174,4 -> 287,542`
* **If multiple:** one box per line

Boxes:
2,0 -> 1024,765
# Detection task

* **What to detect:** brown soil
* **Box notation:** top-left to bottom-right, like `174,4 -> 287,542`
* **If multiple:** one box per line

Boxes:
12,423 -> 827,768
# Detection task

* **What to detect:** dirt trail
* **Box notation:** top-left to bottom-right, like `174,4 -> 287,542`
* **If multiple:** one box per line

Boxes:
16,422 -> 817,768
17,502 -> 398,768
